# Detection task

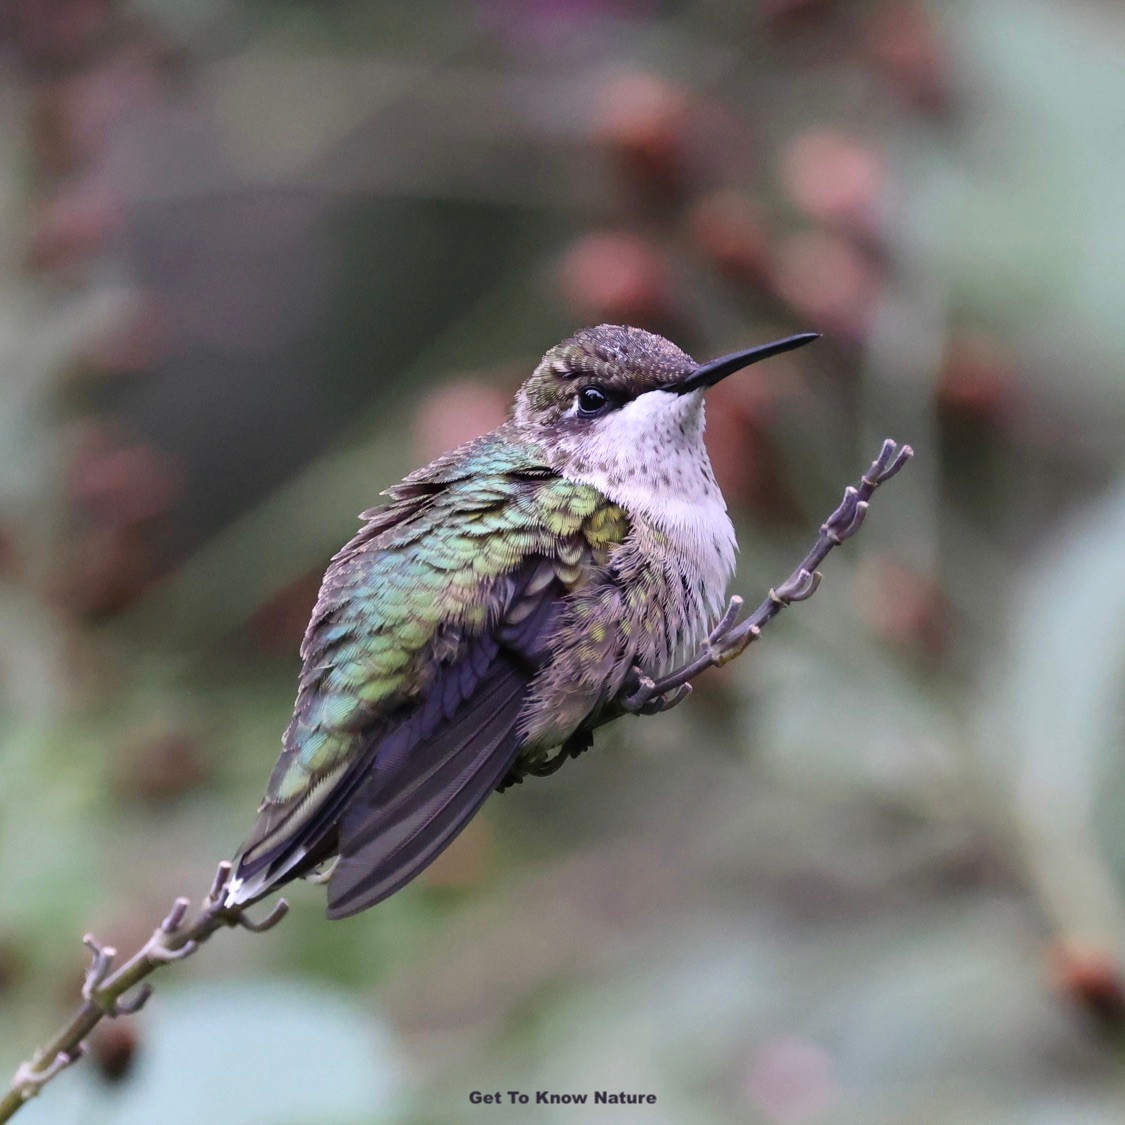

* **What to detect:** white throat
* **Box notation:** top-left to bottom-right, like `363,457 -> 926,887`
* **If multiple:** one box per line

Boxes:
559,389 -> 737,615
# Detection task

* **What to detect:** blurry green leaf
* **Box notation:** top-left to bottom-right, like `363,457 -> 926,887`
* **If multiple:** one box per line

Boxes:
990,476 -> 1125,945
16,981 -> 406,1125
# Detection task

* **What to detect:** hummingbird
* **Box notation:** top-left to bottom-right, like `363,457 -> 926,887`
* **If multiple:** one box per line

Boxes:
225,324 -> 819,919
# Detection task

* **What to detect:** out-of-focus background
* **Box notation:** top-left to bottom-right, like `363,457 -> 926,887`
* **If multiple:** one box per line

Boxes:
1,1 -> 1124,1122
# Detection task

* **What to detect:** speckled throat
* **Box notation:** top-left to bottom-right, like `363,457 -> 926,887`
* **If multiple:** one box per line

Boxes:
534,386 -> 737,638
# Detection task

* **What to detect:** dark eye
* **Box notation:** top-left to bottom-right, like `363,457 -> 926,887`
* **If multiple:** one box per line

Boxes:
577,385 -> 610,416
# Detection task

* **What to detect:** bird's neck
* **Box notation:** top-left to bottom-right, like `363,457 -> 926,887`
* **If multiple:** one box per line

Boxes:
547,401 -> 737,614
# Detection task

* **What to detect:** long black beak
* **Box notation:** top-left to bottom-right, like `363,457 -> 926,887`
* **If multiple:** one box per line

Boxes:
675,332 -> 820,394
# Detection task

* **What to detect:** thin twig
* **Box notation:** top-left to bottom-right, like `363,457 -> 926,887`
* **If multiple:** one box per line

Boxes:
0,863 -> 287,1124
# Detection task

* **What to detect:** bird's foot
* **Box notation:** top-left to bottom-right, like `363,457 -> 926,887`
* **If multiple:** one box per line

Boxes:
617,670 -> 693,715
304,857 -> 340,886
496,729 -> 594,791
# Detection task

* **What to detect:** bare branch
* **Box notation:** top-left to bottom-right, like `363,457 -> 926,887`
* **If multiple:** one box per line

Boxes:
0,864 -> 288,1123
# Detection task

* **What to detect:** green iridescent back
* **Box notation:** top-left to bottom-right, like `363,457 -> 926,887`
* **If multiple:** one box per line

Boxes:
240,425 -> 629,870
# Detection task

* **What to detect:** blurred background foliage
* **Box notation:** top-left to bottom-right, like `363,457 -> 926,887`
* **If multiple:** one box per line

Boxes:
1,0 -> 1124,1121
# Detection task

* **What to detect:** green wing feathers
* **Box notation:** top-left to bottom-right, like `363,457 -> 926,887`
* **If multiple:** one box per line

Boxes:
230,429 -> 628,907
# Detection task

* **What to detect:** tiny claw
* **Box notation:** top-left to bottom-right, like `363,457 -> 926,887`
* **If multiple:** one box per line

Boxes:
639,682 -> 692,715
528,749 -> 571,777
304,857 -> 339,886
236,899 -> 290,933
161,897 -> 190,934
673,681 -> 693,703
115,984 -> 154,1015
618,668 -> 657,713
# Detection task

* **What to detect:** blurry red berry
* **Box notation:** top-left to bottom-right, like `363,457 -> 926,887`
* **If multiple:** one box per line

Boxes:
414,379 -> 511,465
760,0 -> 838,32
596,71 -> 689,192
248,571 -> 323,657
51,525 -> 158,618
855,555 -> 950,659
6,0 -> 113,71
90,1021 -> 139,1085
1049,942 -> 1125,1031
62,44 -> 162,156
778,129 -> 885,235
689,191 -> 771,288
769,230 -> 879,342
115,729 -> 207,804
864,1 -> 952,114
559,232 -> 677,331
745,1036 -> 841,1123
68,434 -> 182,532
25,182 -> 121,275
935,332 -> 1020,429
79,292 -> 170,378
28,82 -> 82,179
0,938 -> 24,993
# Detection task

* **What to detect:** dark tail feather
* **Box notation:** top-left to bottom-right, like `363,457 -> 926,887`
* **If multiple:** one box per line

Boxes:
326,660 -> 526,918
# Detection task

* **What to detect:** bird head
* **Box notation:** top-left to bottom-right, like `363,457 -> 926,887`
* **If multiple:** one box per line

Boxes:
512,324 -> 818,473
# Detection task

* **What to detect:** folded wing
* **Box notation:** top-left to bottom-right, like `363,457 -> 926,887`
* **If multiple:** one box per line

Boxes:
228,432 -> 628,917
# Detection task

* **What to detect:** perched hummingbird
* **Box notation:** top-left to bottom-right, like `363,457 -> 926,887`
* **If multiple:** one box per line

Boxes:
226,324 -> 818,918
